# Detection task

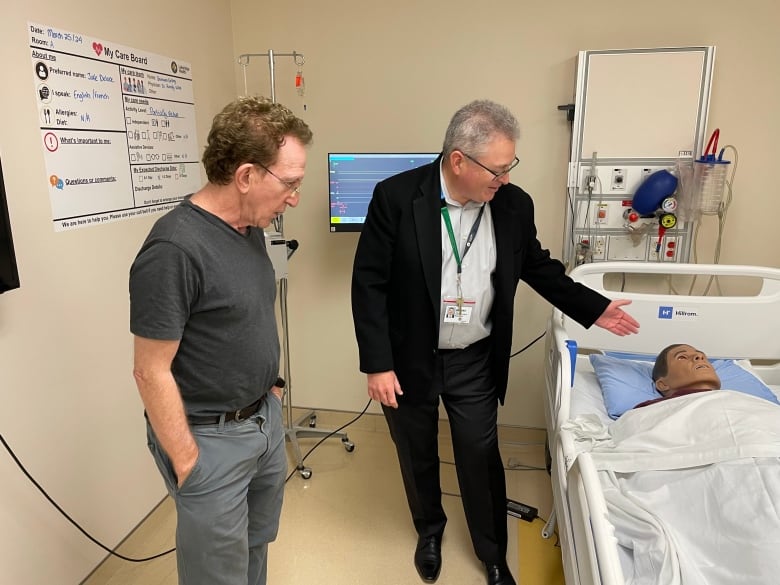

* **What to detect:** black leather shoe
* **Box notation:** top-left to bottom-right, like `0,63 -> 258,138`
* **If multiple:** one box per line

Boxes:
414,535 -> 442,582
485,562 -> 516,585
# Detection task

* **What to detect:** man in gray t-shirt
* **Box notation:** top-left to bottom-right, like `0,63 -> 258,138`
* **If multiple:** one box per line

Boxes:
130,97 -> 312,585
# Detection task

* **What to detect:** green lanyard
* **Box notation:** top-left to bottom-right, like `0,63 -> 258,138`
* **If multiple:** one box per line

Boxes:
440,200 -> 485,277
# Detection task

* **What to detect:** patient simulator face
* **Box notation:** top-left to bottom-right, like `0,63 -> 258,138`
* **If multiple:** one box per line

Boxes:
655,344 -> 721,396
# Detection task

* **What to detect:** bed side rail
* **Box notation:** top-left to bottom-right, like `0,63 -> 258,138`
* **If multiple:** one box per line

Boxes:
566,448 -> 627,585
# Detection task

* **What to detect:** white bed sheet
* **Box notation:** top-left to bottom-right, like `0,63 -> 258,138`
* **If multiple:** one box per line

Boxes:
562,391 -> 780,585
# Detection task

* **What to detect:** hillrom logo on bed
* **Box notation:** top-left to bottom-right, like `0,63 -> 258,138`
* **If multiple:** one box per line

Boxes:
658,306 -> 699,320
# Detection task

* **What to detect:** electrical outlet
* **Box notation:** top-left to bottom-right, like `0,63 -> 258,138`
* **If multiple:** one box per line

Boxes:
591,235 -> 607,260
582,175 -> 597,193
648,237 -> 663,262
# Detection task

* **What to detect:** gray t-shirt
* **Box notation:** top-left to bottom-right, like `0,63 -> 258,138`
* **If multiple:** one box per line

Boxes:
130,199 -> 280,416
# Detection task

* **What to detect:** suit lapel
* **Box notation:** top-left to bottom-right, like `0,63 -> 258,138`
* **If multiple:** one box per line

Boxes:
413,162 -> 443,319
490,194 -> 514,302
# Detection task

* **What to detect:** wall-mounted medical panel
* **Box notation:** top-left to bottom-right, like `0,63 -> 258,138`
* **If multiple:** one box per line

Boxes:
562,46 -> 715,268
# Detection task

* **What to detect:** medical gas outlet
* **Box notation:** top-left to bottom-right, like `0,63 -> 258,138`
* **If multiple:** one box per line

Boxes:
610,168 -> 626,191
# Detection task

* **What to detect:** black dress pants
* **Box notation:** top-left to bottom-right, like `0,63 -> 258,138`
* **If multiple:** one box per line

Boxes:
382,337 -> 508,564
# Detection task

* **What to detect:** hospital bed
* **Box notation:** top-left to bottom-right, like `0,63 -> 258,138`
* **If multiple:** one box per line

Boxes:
543,262 -> 780,585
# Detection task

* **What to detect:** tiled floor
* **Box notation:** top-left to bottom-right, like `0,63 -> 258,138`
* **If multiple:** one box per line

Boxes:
82,409 -> 557,585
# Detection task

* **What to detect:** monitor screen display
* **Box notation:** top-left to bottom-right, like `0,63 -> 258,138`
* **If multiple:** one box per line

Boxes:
0,156 -> 20,294
328,152 -> 439,232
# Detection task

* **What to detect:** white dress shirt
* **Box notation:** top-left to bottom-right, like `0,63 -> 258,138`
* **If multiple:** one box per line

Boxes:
438,163 -> 497,349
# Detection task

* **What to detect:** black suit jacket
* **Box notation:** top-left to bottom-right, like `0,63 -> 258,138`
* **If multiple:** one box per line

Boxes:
351,157 -> 609,404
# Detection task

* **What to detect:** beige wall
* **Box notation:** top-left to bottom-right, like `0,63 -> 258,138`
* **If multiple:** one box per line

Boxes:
230,0 -> 780,432
1,0 -> 779,583
0,3 -> 235,584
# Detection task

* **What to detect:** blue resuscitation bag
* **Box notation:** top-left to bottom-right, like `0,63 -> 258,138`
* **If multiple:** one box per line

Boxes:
632,169 -> 678,215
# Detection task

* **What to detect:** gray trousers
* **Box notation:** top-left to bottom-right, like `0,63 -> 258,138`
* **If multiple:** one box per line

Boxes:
146,394 -> 287,585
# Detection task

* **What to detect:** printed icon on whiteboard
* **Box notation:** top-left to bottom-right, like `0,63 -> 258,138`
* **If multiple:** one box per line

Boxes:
38,84 -> 52,103
49,175 -> 64,190
35,61 -> 49,81
43,132 -> 58,152
170,61 -> 178,74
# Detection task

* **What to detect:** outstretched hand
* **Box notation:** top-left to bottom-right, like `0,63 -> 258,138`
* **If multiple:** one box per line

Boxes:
594,299 -> 640,336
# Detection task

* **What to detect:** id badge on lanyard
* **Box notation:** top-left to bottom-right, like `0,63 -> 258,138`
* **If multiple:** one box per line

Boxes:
443,297 -> 476,323
441,198 -> 484,325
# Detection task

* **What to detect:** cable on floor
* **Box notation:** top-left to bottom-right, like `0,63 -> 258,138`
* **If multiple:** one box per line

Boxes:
285,398 -> 372,483
0,433 -> 175,562
440,459 -> 546,472
0,398 -> 373,563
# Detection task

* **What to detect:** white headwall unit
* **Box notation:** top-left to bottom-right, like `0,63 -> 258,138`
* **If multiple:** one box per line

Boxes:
563,46 -> 715,268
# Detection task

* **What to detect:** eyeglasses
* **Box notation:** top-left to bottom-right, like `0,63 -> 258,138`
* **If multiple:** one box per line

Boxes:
255,163 -> 302,195
461,152 -> 520,181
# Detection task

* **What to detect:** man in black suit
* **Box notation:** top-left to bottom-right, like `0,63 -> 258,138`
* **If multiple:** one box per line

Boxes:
351,100 -> 639,585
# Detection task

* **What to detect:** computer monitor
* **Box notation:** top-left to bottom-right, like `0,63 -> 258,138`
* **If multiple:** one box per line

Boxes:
0,156 -> 20,294
328,152 -> 439,232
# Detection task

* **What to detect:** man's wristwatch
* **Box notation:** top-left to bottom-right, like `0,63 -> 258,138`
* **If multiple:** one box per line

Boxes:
274,377 -> 286,389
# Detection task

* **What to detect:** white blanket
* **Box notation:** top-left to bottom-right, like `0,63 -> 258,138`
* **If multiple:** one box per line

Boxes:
562,391 -> 780,585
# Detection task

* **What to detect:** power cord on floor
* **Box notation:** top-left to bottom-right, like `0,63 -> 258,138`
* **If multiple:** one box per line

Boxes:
440,459 -> 546,472
0,433 -> 175,562
0,399 -> 373,563
284,398 -> 372,483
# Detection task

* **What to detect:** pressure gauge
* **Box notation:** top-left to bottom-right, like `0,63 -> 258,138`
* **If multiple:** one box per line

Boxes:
661,197 -> 678,213
660,213 -> 678,229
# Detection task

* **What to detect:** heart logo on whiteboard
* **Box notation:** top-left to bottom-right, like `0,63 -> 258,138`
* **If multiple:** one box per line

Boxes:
92,42 -> 103,56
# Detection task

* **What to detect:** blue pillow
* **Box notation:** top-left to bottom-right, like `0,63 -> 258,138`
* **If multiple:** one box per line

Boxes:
589,353 -> 780,419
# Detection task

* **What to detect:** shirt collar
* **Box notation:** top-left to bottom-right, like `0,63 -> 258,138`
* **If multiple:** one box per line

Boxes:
439,158 -> 485,211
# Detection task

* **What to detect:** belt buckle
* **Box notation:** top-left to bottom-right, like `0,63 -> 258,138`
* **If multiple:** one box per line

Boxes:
233,407 -> 246,422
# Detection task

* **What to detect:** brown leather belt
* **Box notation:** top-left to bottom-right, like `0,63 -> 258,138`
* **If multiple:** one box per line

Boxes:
187,395 -> 265,426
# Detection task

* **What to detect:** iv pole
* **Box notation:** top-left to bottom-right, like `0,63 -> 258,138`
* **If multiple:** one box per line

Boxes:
237,50 -> 354,479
